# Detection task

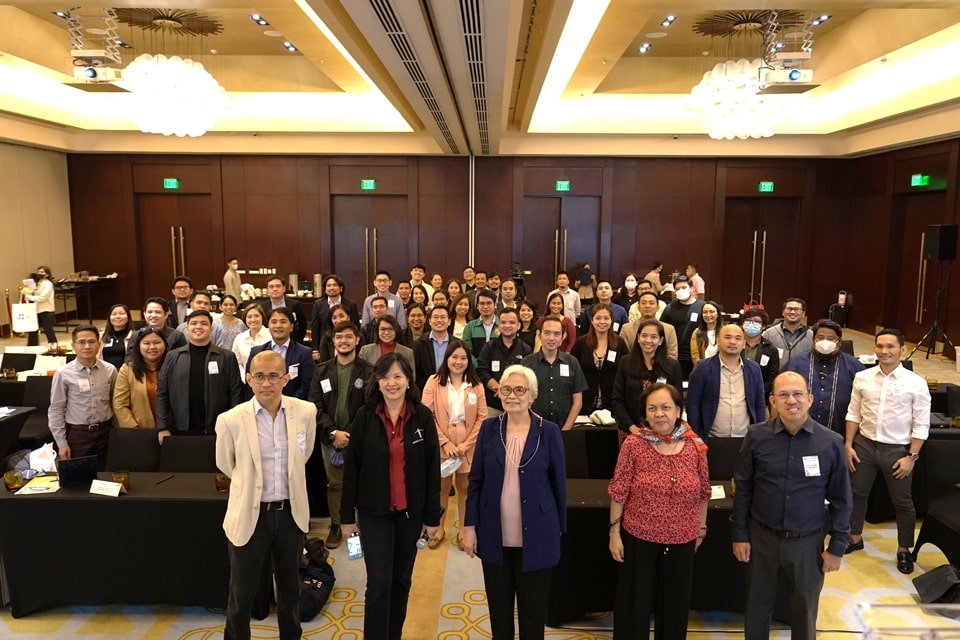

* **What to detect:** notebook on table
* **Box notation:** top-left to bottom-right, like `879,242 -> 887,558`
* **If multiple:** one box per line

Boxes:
57,455 -> 98,487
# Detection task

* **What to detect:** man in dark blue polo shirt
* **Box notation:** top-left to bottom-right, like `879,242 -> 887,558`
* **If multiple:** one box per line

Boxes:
521,315 -> 587,431
732,371 -> 852,640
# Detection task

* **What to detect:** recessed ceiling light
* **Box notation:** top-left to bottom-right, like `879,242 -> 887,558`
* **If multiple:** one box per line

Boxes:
811,14 -> 831,26
638,43 -> 652,54
115,40 -> 133,49
52,10 -> 69,19
249,13 -> 269,26
283,41 -> 297,53
660,15 -> 676,27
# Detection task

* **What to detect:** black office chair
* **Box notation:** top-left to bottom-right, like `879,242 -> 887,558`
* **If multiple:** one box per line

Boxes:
104,428 -> 161,472
17,376 -> 54,450
706,436 -> 745,481
159,435 -> 218,472
840,340 -> 855,356
0,353 -> 37,372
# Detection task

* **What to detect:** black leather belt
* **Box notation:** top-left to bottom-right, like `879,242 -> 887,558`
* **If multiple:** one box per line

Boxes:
758,522 -> 820,539
261,500 -> 289,511
66,421 -> 112,432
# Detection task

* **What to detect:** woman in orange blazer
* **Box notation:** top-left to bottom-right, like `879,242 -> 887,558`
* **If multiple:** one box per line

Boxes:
420,338 -> 488,549
113,328 -> 168,435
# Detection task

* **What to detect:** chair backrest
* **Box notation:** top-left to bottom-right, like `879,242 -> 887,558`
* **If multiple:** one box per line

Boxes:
1,353 -> 37,372
706,436 -> 745,481
159,435 -> 218,472
561,429 -> 590,479
840,340 -> 855,356
104,428 -> 161,472
22,375 -> 54,408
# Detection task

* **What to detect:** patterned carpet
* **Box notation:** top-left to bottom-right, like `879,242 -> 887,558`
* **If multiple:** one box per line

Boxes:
3,506 -> 959,639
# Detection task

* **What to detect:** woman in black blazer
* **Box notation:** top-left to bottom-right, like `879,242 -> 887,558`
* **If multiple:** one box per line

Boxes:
340,353 -> 441,640
611,319 -> 683,438
569,303 -> 629,412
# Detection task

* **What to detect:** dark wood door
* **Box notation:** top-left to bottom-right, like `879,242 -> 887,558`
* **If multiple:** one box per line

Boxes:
331,195 -> 409,298
721,198 -> 800,313
136,194 -> 218,299
521,196 -> 600,306
894,192 -> 949,340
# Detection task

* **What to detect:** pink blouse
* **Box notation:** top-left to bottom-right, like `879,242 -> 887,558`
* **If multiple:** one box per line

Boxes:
499,431 -> 527,547
608,434 -> 711,544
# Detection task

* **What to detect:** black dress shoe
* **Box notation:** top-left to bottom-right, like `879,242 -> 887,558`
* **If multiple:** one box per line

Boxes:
325,524 -> 343,549
896,551 -> 914,574
844,538 -> 864,555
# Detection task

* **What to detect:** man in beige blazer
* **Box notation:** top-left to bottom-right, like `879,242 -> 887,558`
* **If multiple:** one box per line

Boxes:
215,350 -> 317,640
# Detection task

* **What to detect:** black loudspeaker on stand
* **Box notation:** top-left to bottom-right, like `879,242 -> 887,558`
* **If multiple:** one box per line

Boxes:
908,224 -> 956,360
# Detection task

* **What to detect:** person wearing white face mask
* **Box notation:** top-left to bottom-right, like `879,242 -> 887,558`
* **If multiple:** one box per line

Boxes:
659,275 -> 706,380
612,273 -> 641,312
783,319 -> 864,434
741,309 -> 780,398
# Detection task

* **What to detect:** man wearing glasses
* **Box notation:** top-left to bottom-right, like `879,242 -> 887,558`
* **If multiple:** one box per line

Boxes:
216,349 -> 317,640
167,276 -> 193,328
361,270 -> 407,330
463,289 -> 499,362
732,371 -> 851,640
521,315 -> 587,431
48,325 -> 117,466
763,298 -> 813,370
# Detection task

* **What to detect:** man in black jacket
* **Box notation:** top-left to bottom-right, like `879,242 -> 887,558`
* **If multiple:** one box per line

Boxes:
476,308 -> 531,417
413,305 -> 451,390
310,274 -> 360,361
742,308 -> 780,398
156,310 -> 244,438
308,321 -> 371,548
260,275 -> 307,344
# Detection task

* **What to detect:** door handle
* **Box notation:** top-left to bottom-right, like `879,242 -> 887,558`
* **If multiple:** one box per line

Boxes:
372,227 -> 379,276
554,229 -> 560,275
562,228 -> 568,271
758,230 -> 768,305
178,226 -> 186,275
364,227 -> 370,297
749,230 -> 758,302
170,227 -> 177,279
916,233 -> 925,323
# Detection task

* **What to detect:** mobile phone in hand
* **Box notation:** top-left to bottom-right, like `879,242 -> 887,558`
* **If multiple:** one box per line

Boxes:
347,532 -> 363,560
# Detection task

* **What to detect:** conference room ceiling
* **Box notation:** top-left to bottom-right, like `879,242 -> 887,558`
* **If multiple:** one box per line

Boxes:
2,1 -> 960,156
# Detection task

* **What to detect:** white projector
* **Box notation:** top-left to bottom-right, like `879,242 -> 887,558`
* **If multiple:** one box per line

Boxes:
760,68 -> 818,94
70,49 -> 121,66
72,66 -> 123,83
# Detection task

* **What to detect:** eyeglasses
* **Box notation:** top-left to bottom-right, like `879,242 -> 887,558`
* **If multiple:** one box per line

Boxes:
73,339 -> 98,346
784,306 -> 804,313
499,385 -> 528,397
774,391 -> 808,400
250,373 -> 284,384
173,285 -> 192,291
378,327 -> 396,333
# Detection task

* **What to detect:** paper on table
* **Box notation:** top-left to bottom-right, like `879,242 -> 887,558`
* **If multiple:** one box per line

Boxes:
15,475 -> 60,495
710,484 -> 726,500
0,407 -> 14,416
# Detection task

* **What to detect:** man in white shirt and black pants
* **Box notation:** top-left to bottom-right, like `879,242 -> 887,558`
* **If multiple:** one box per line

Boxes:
844,328 -> 930,574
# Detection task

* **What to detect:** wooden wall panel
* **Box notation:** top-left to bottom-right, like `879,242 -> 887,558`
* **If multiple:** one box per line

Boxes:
474,157 -> 514,276
329,165 -> 409,195
417,157 -> 469,280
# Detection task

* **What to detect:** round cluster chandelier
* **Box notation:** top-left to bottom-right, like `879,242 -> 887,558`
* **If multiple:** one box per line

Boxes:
688,59 -> 782,140
122,53 -> 229,137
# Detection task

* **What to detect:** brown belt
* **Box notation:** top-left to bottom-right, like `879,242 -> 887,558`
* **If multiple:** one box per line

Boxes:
66,421 -> 112,432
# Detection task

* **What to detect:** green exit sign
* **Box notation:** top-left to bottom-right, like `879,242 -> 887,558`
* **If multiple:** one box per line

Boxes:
360,179 -> 376,191
757,181 -> 775,193
555,180 -> 571,192
162,177 -> 180,190
911,173 -> 930,187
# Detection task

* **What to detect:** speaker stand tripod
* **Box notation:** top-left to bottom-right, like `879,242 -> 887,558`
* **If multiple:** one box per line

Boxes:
907,258 -> 954,360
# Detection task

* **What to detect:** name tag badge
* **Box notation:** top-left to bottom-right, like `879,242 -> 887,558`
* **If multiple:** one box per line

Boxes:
297,431 -> 307,454
690,312 -> 699,322
559,363 -> 570,377
760,354 -> 770,366
208,361 -> 220,375
387,299 -> 395,308
802,455 -> 821,477
656,377 -> 667,384
606,351 -> 617,363
491,361 -> 501,372
777,348 -> 784,359
354,377 -> 364,389
468,392 -> 477,406
77,378 -> 91,392
106,339 -> 114,347
320,378 -> 332,393
289,363 -> 299,380
613,322 -> 620,332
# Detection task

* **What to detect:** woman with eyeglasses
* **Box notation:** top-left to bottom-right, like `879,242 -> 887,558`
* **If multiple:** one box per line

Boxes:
340,353 -> 441,640
100,303 -> 134,369
608,383 -> 710,639
113,327 -> 169,435
359,314 -> 415,382
421,338 -> 487,550
461,364 -> 566,640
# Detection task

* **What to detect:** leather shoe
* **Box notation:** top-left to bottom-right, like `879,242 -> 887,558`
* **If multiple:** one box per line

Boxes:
896,551 -> 914,574
844,538 -> 864,555
427,530 -> 446,550
325,524 -> 343,549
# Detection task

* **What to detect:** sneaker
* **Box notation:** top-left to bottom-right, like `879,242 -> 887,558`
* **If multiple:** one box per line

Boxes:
325,524 -> 343,549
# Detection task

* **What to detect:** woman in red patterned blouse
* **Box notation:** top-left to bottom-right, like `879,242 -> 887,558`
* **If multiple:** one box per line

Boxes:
607,383 -> 711,639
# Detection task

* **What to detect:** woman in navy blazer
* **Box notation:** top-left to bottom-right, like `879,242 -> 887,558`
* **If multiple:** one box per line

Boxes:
461,364 -> 566,640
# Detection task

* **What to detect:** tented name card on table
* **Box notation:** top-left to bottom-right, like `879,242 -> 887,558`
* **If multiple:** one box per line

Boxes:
711,484 -> 726,500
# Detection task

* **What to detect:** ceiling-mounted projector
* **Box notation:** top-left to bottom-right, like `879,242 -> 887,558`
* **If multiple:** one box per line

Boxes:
70,49 -> 121,66
760,68 -> 818,94
72,66 -> 123,82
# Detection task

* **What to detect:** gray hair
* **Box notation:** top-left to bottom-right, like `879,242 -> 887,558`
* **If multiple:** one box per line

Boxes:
501,365 -> 538,401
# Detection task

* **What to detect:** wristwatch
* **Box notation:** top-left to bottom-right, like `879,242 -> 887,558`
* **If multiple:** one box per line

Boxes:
909,451 -> 919,462
329,430 -> 337,442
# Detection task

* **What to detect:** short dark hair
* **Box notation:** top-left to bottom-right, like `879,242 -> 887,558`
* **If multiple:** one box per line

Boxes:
782,298 -> 807,311
640,382 -> 684,422
474,270 -> 488,278
323,274 -> 345,293
673,274 -> 691,286
143,296 -> 168,313
221,294 -> 238,307
812,318 -> 842,339
72,324 -> 99,341
498,307 -> 520,322
411,263 -> 426,271
638,279 -> 653,288
375,314 -> 402,344
265,275 -> 284,287
743,308 -> 770,325
332,320 -> 360,338
227,256 -> 237,263
651,261 -> 663,269
557,270 -> 570,279
241,304 -> 263,323
475,289 -> 496,304
172,276 -> 192,289
266,306 -> 295,324
186,310 -> 213,324
541,314 -> 566,334
638,291 -> 659,304
687,263 -> 698,271
189,290 -> 212,303
428,305 -> 449,321
876,327 -> 905,346
488,272 -> 501,280
371,295 -> 388,307
375,269 -> 392,280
